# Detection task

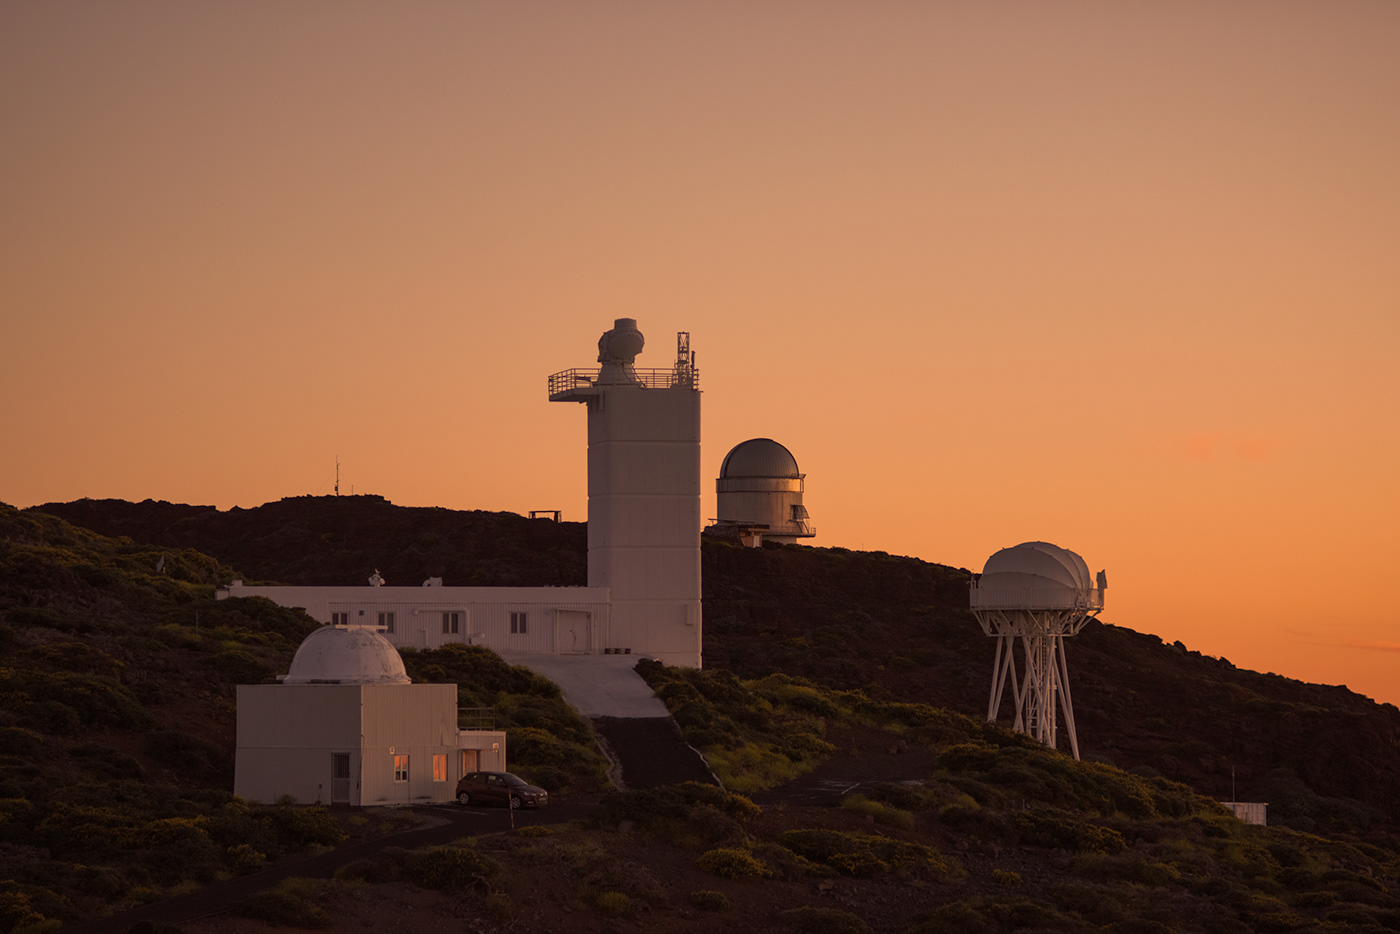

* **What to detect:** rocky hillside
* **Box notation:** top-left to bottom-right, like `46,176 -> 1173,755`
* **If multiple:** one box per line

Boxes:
0,503 -> 604,928
30,495 -> 1400,831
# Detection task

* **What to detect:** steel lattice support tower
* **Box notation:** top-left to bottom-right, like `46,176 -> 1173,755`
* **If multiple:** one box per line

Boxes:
970,542 -> 1105,760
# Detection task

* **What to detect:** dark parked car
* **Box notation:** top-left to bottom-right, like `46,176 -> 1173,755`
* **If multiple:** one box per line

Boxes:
455,771 -> 548,809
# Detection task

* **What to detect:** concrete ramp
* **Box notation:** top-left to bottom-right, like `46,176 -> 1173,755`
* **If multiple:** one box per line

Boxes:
503,653 -> 716,789
503,653 -> 671,718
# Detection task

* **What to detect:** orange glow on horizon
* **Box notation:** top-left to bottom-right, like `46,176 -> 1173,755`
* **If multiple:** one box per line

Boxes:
1,2 -> 1396,706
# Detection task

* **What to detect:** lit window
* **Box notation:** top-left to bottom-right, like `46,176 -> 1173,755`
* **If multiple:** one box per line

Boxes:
378,611 -> 395,633
442,612 -> 461,634
510,612 -> 528,634
393,755 -> 409,782
331,612 -> 349,626
432,754 -> 447,782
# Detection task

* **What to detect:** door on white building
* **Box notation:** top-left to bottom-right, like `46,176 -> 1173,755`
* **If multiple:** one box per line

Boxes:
331,753 -> 351,804
460,749 -> 478,777
558,610 -> 592,654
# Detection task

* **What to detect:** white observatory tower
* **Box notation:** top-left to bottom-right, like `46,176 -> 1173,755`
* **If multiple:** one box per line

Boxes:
549,319 -> 702,667
715,439 -> 815,545
969,541 -> 1105,759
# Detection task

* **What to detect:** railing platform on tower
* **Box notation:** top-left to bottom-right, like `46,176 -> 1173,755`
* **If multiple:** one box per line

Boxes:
970,585 -> 1104,612
549,367 -> 701,401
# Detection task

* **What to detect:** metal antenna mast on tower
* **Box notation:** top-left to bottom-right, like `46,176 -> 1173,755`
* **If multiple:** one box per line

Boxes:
969,542 -> 1105,759
335,456 -> 340,496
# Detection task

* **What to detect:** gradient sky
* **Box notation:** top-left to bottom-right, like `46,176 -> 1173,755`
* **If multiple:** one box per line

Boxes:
3,2 -> 1397,705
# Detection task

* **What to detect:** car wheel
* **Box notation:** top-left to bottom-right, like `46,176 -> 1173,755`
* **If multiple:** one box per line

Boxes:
457,792 -> 471,806
510,795 -> 522,810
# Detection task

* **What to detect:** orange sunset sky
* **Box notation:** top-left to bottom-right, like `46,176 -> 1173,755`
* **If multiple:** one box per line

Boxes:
2,3 -> 1397,705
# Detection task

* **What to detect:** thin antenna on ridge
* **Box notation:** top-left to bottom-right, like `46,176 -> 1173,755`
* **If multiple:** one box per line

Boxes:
335,456 -> 340,496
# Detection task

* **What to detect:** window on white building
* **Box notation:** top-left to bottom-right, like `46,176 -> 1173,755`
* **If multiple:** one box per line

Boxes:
442,611 -> 460,634
432,754 -> 447,782
331,612 -> 350,626
393,755 -> 409,782
378,611 -> 395,633
510,612 -> 528,634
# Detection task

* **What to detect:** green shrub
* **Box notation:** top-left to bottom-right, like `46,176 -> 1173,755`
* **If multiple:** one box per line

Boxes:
938,804 -> 1011,841
593,891 -> 632,916
0,890 -> 54,934
205,649 -> 271,684
1070,853 -> 1181,887
1293,890 -> 1336,908
992,869 -> 1021,886
232,880 -> 330,928
696,847 -> 772,879
408,845 -> 500,891
136,817 -> 222,884
142,731 -> 226,775
1011,808 -> 1126,853
840,794 -> 914,828
265,805 -> 346,848
589,782 -> 759,846
68,744 -> 146,780
939,742 -> 1166,819
868,782 -> 935,812
24,701 -> 81,736
688,890 -> 729,911
778,905 -> 874,934
226,843 -> 265,874
515,825 -> 553,837
777,829 -> 955,880
908,897 -> 1079,934
0,669 -> 152,730
0,728 -> 43,756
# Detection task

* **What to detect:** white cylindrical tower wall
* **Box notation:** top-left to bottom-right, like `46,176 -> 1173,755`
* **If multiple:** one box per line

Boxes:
551,319 -> 703,668
587,385 -> 702,665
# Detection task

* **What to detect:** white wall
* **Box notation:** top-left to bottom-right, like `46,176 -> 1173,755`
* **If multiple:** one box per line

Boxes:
220,584 -> 610,656
235,683 -> 506,806
586,386 -> 702,667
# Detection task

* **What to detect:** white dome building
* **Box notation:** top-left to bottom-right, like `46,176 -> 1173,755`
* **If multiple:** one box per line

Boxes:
235,625 -> 505,806
714,438 -> 814,545
282,626 -> 411,685
970,541 -> 1106,760
972,541 -> 1102,612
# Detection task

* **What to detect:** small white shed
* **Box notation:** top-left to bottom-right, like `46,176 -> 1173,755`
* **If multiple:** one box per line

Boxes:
235,626 -> 505,806
1222,801 -> 1268,826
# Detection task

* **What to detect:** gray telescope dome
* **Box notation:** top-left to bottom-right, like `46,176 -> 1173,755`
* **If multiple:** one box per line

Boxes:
983,541 -> 1092,591
974,541 -> 1100,611
719,438 -> 801,479
283,625 -> 411,685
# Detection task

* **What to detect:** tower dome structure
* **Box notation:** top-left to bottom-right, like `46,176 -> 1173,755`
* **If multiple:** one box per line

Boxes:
715,439 -> 814,544
283,625 -> 412,685
970,541 -> 1105,759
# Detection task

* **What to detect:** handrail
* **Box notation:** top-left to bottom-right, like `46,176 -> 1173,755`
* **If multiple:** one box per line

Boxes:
458,707 -> 496,730
969,586 -> 1104,611
548,367 -> 700,398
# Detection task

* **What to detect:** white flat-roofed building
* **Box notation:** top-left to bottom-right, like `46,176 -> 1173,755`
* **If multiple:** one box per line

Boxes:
222,582 -> 609,657
235,626 -> 505,806
219,317 -> 702,669
1222,802 -> 1268,826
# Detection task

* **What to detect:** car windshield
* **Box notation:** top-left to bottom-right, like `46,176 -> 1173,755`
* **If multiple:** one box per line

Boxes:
504,775 -> 529,786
